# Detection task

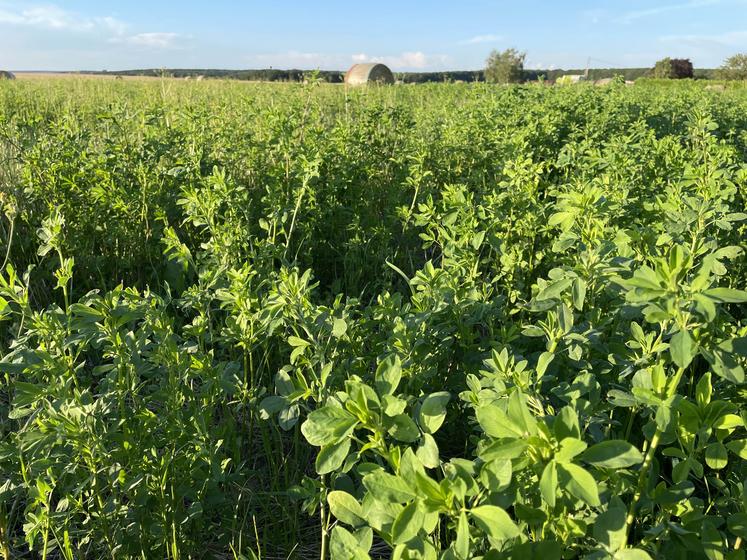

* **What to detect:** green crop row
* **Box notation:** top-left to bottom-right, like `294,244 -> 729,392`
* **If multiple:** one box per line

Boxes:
0,78 -> 746,559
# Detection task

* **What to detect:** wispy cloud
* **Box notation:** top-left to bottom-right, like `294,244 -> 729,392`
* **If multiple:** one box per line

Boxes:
659,29 -> 747,47
459,34 -> 502,45
353,51 -> 451,69
114,32 -> 185,49
246,51 -> 346,69
618,0 -> 721,23
580,9 -> 607,24
0,2 -> 183,49
0,4 -> 126,33
246,51 -> 451,71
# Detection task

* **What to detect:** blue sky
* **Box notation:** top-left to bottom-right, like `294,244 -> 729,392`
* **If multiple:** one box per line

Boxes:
1,0 -> 746,71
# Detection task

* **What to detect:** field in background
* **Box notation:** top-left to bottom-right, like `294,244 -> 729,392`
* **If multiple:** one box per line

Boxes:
13,72 -> 180,81
0,79 -> 746,559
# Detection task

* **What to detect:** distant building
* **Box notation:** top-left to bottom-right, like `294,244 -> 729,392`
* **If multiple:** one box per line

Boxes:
556,74 -> 586,85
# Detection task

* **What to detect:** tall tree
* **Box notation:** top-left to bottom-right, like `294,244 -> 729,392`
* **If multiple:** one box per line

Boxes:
652,58 -> 693,79
718,53 -> 747,80
485,48 -> 526,84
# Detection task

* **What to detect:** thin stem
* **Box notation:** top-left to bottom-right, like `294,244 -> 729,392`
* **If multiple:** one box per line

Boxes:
622,366 -> 686,548
319,474 -> 328,560
0,505 -> 10,560
1,215 -> 14,271
284,177 -> 308,261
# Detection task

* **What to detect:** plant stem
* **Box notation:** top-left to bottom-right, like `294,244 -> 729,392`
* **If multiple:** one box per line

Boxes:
319,474 -> 328,560
0,505 -> 10,560
284,175 -> 309,260
623,366 -> 686,548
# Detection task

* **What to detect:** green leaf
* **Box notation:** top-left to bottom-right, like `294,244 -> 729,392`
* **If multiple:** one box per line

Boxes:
375,354 -> 402,396
704,287 -> 747,303
416,433 -> 440,469
507,390 -> 538,436
388,414 -> 420,443
696,372 -> 712,408
316,439 -> 351,474
362,471 -> 417,503
327,491 -> 365,527
470,505 -> 520,541
522,325 -> 545,337
703,346 -> 745,384
419,392 -> 450,434
555,438 -> 587,463
693,293 -> 717,322
557,462 -> 600,506
727,440 -> 747,459
554,406 -> 580,440
287,335 -> 310,347
572,278 -> 587,311
455,511 -> 470,559
479,439 -> 528,461
701,520 -> 723,560
670,329 -> 695,369
391,501 -> 426,544
330,526 -> 370,560
705,442 -> 728,470
728,513 -> 747,540
536,351 -> 554,379
354,527 -> 373,553
476,403 -> 523,439
614,550 -> 653,560
714,414 -> 744,429
540,460 -> 557,508
536,278 -> 574,301
301,406 -> 358,447
594,497 -> 627,552
580,440 -> 644,469
332,318 -> 347,338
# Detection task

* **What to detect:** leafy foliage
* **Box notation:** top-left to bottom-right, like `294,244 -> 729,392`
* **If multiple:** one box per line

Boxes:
485,48 -> 526,84
718,53 -> 747,81
653,57 -> 695,79
0,78 -> 746,559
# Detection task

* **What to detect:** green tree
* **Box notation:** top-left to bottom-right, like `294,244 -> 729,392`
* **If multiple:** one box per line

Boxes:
652,57 -> 693,79
717,53 -> 747,80
485,48 -> 526,84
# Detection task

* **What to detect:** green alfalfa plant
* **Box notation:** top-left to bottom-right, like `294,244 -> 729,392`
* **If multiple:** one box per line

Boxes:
298,354 -> 451,559
612,243 -> 747,548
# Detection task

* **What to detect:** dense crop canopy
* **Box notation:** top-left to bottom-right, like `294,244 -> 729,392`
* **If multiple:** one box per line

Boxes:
0,78 -> 745,559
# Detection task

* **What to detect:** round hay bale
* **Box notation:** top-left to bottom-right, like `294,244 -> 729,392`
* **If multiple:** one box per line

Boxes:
344,63 -> 394,86
594,78 -> 614,86
0,71 -> 16,80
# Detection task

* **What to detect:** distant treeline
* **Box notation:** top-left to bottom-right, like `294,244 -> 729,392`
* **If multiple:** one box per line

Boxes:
85,68 -> 346,82
85,67 -> 718,83
529,67 -> 715,81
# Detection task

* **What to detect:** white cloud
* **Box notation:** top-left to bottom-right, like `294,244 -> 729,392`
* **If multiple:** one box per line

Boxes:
353,51 -> 451,70
118,32 -> 184,49
581,9 -> 607,24
0,4 -> 127,33
659,29 -> 747,47
0,3 -> 182,50
618,0 -> 721,23
246,51 -> 347,69
246,51 -> 451,71
459,34 -> 502,45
